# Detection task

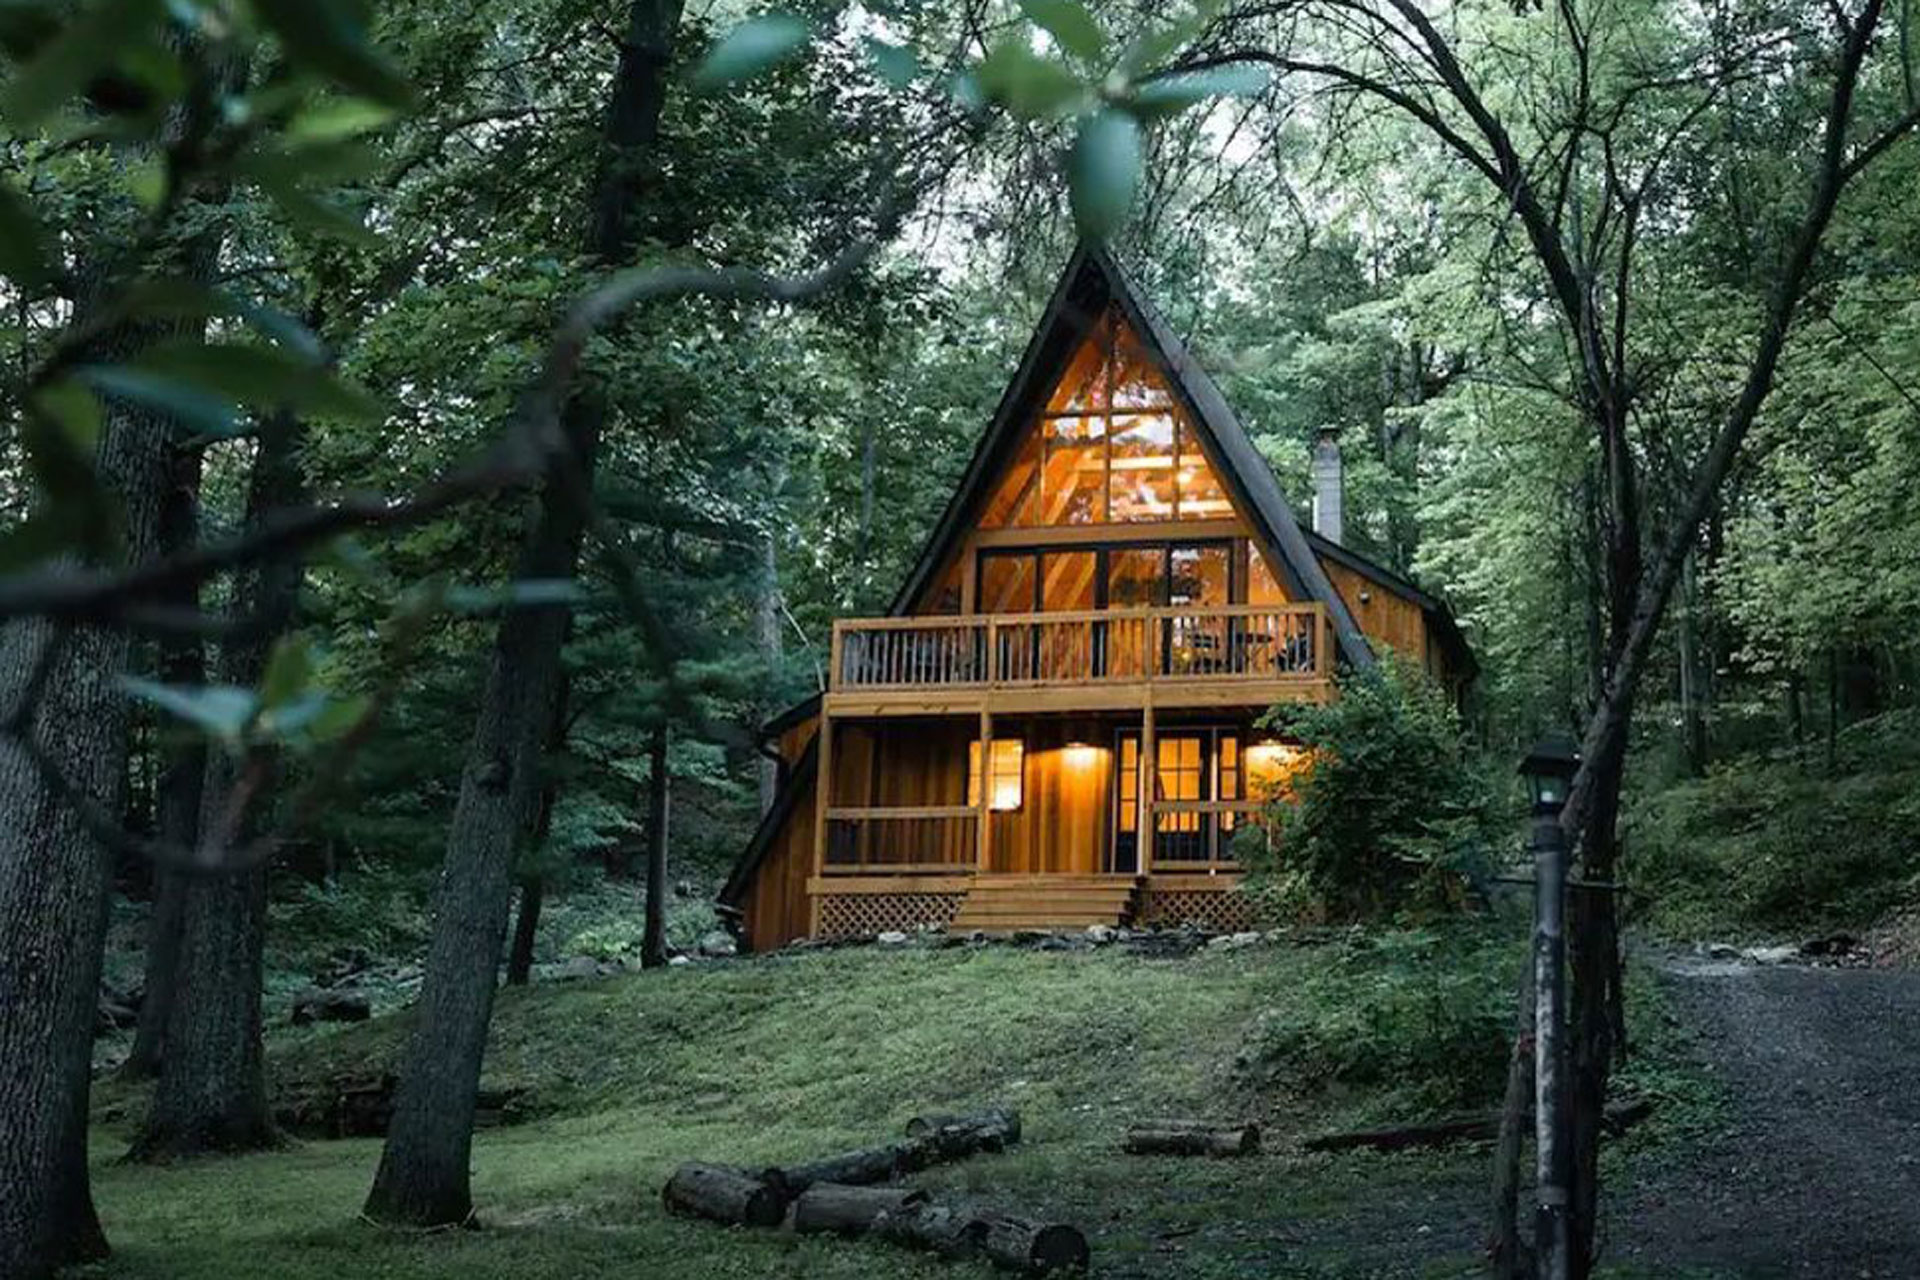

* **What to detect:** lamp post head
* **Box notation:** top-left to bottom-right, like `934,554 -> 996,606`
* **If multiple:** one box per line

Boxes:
1519,733 -> 1581,818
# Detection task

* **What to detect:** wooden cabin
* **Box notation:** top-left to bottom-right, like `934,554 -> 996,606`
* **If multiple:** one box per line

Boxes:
719,245 -> 1474,950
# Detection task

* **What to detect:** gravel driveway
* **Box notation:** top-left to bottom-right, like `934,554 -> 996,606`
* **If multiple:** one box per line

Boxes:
1607,954 -> 1920,1278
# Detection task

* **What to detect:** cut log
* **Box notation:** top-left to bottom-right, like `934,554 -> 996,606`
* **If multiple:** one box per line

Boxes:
790,1183 -> 928,1236
661,1162 -> 786,1228
770,1110 -> 1022,1194
904,1106 -> 1022,1144
976,1210 -> 1090,1273
1122,1121 -> 1259,1157
873,1200 -> 1088,1273
1303,1098 -> 1655,1154
873,1201 -> 989,1259
770,1140 -> 920,1194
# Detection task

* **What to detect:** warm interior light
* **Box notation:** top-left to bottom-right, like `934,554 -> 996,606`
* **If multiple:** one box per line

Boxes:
1246,739 -> 1302,791
1062,741 -> 1103,770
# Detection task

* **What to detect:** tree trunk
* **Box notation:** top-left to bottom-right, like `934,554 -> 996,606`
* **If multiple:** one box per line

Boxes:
756,528 -> 781,813
1120,1122 -> 1258,1156
505,876 -> 543,986
125,444 -> 207,1079
1488,959 -> 1535,1279
641,722 -> 669,968
362,0 -> 683,1227
0,323 -> 178,1276
128,411 -> 305,1161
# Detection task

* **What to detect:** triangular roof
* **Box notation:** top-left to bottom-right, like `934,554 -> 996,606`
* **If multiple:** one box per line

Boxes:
889,242 -> 1374,669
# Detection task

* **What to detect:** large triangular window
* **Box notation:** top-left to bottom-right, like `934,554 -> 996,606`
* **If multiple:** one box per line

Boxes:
979,309 -> 1232,528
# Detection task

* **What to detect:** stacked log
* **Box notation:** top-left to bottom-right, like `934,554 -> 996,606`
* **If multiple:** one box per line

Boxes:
791,1184 -> 928,1236
874,1198 -> 1089,1273
1122,1118 -> 1260,1157
767,1107 -> 1024,1193
661,1162 -> 786,1228
661,1107 -> 1089,1272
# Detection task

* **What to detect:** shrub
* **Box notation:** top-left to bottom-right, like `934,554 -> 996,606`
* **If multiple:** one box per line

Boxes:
1627,732 -> 1920,939
1236,924 -> 1516,1116
1242,658 -> 1499,920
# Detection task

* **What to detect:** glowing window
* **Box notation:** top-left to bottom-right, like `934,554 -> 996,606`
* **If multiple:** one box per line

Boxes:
968,739 -> 1025,811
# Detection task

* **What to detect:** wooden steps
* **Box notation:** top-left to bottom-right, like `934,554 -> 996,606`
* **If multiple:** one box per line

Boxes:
949,876 -> 1141,935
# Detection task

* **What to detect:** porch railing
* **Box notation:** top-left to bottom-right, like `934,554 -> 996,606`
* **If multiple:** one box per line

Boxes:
832,603 -> 1329,692
1150,799 -> 1266,872
822,806 -> 978,874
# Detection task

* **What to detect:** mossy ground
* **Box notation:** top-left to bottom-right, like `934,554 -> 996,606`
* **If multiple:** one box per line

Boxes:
82,935 -> 1707,1279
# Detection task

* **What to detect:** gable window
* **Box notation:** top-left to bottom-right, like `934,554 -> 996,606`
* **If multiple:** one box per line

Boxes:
968,738 -> 1025,811
979,309 -> 1230,529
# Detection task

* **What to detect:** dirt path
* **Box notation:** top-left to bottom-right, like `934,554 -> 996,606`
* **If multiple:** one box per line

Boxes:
1606,953 -> 1920,1278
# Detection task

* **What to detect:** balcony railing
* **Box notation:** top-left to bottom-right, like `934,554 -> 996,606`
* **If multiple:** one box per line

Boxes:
830,603 -> 1329,692
822,806 -> 978,874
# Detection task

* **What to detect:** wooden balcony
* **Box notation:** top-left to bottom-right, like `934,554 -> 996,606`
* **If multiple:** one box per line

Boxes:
826,603 -> 1335,715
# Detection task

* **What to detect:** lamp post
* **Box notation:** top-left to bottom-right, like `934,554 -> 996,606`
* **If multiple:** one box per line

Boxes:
1520,734 -> 1580,1280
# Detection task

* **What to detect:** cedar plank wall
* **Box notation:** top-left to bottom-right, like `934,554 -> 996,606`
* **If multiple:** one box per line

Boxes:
744,752 -> 816,951
987,717 -> 1113,875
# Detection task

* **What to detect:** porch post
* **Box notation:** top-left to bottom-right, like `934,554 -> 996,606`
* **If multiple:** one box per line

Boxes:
976,708 -> 993,873
809,708 -> 832,936
1138,697 -> 1155,877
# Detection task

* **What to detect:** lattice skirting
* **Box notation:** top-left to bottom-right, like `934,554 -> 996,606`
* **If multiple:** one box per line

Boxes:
1137,885 -> 1277,933
817,892 -> 966,939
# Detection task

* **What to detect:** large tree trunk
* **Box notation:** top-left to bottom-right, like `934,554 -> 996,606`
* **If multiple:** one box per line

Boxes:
363,0 -> 683,1227
505,877 -> 543,986
129,411 -> 306,1161
641,723 -> 669,968
755,529 -> 781,813
125,446 -> 207,1080
0,299 -> 178,1274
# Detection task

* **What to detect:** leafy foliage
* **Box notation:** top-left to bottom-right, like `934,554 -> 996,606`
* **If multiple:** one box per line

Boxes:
1247,660 -> 1501,919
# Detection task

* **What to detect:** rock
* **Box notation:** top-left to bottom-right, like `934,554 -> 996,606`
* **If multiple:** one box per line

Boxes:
1706,943 -> 1743,960
291,989 -> 371,1025
1086,924 -> 1116,944
552,955 -> 602,981
1801,932 -> 1859,958
675,879 -> 697,899
698,931 -> 738,958
1227,931 -> 1263,949
668,955 -> 693,967
1744,944 -> 1798,965
876,931 -> 910,946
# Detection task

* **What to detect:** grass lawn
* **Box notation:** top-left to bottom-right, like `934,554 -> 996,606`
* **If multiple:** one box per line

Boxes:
81,933 -> 1697,1279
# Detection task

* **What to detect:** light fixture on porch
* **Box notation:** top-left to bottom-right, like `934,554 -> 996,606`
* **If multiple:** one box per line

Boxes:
1062,739 -> 1103,770
1245,736 -> 1300,790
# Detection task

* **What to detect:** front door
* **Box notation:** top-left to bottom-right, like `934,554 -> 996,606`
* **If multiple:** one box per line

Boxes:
1109,728 -> 1242,873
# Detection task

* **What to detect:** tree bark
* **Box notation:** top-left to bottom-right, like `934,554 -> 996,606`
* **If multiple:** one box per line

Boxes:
791,1183 -> 929,1235
505,876 -> 543,986
363,0 -> 683,1227
1121,1122 -> 1258,1156
756,528 -> 781,813
125,444 -> 206,1080
641,722 -> 669,968
661,1162 -> 786,1228
128,411 -> 306,1161
0,314 -> 178,1276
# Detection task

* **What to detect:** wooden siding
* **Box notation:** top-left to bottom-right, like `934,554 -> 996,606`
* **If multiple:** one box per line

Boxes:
986,717 -> 1114,875
742,756 -> 817,952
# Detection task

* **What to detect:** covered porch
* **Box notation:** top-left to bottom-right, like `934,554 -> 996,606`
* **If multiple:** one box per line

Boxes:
807,710 -> 1298,937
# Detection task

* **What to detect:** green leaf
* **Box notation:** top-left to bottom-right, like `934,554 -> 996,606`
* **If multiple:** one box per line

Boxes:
120,678 -> 259,745
1068,109 -> 1141,239
32,381 -> 103,454
251,0 -> 416,109
0,180 -> 53,289
76,365 -> 241,437
1129,64 -> 1271,117
259,633 -> 313,708
1018,0 -> 1106,65
307,693 -> 371,743
286,97 -> 399,144
252,173 -> 377,246
136,339 -> 381,420
692,13 -> 811,91
974,38 -> 1086,118
1,0 -> 162,125
863,37 -> 920,88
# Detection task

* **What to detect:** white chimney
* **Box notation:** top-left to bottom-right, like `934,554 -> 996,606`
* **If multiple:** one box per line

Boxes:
1311,427 -> 1344,544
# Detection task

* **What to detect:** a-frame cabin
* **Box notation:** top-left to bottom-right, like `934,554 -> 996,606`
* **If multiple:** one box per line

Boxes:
720,244 -> 1474,950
